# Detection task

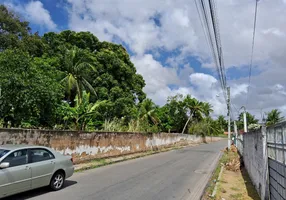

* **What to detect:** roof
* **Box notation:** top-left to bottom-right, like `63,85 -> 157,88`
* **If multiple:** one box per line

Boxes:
0,144 -> 48,151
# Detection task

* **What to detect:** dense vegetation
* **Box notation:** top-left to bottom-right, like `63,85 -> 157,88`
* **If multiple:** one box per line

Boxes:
0,5 -> 283,135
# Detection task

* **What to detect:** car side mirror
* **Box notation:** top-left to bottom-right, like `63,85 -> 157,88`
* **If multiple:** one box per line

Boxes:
0,162 -> 10,169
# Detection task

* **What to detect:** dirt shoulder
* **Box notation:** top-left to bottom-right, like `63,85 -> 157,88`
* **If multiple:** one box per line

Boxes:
202,145 -> 260,200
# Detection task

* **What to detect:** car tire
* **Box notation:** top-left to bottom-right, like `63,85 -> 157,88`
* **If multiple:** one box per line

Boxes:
50,171 -> 65,191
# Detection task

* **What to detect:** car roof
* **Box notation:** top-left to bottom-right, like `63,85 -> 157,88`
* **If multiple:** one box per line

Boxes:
0,144 -> 50,151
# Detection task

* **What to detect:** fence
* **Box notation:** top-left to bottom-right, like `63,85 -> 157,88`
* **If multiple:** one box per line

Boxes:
236,133 -> 243,155
267,121 -> 286,200
237,121 -> 286,200
240,127 -> 269,200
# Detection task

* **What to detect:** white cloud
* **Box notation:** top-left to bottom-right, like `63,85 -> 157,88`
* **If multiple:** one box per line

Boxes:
25,1 -> 57,30
5,1 -> 57,30
131,54 -> 179,100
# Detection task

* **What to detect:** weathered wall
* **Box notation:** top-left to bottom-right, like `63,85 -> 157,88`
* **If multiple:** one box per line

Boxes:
0,128 -> 222,163
240,127 -> 269,200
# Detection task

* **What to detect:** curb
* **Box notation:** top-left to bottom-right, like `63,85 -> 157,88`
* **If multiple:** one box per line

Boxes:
211,165 -> 224,197
195,150 -> 223,200
74,144 -> 198,172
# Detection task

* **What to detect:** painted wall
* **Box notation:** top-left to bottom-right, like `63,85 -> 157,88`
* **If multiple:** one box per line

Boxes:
240,127 -> 269,200
0,128 -> 222,163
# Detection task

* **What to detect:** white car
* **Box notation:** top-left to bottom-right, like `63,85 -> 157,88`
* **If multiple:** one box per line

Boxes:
0,145 -> 74,198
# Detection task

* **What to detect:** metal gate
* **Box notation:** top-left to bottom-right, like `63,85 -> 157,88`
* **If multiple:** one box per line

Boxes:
267,122 -> 286,200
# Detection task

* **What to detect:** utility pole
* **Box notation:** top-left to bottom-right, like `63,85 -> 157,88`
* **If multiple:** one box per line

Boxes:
227,87 -> 231,150
242,106 -> 247,133
234,120 -> 238,146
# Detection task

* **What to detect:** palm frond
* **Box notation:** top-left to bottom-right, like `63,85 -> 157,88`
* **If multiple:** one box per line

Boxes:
82,78 -> 97,97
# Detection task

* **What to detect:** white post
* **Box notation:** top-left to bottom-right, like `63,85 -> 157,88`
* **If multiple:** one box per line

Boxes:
243,110 -> 247,133
234,120 -> 238,146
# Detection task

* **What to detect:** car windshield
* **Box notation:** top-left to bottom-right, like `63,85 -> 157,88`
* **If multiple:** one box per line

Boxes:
0,149 -> 10,158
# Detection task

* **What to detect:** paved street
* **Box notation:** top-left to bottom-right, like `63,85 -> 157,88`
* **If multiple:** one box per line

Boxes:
6,140 -> 226,200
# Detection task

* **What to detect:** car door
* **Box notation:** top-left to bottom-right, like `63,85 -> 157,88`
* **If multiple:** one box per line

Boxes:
0,149 -> 31,198
28,148 -> 56,189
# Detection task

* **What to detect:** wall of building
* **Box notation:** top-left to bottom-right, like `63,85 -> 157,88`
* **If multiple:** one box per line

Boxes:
241,127 -> 269,200
0,128 -> 222,163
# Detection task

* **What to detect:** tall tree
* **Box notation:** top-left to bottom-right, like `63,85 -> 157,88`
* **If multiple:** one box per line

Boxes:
182,96 -> 206,134
157,95 -> 187,133
217,115 -> 227,131
0,5 -> 30,50
190,117 -> 222,136
138,99 -> 159,125
0,5 -> 46,56
202,102 -> 213,117
237,112 -> 259,130
0,49 -> 63,127
266,109 -> 284,126
60,46 -> 96,103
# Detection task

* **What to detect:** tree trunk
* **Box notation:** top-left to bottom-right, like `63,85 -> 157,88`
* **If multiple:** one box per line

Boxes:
181,112 -> 193,134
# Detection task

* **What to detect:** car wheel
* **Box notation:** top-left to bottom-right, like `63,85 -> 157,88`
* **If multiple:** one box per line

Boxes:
50,171 -> 65,191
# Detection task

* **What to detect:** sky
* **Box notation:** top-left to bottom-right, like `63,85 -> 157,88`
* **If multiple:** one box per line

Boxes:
2,0 -> 286,121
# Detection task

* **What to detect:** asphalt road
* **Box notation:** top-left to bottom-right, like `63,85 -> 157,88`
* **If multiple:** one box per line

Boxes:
6,140 -> 226,200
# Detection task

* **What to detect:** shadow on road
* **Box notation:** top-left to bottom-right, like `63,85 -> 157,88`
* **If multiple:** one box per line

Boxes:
2,180 -> 77,200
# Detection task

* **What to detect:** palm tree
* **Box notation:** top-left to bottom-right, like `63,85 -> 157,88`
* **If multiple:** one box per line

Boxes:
139,99 -> 160,125
204,117 -> 223,141
217,115 -> 227,131
61,46 -> 96,103
189,117 -> 221,142
238,112 -> 258,124
202,102 -> 213,117
181,96 -> 205,134
266,109 -> 284,126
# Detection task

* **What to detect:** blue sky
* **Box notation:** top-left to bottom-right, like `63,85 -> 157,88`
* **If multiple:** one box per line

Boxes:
2,0 -> 286,118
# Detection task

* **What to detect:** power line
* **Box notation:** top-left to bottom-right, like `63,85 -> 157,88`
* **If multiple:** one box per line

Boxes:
196,0 -> 227,103
208,0 -> 226,90
246,0 -> 259,107
194,0 -> 212,54
231,102 -> 240,116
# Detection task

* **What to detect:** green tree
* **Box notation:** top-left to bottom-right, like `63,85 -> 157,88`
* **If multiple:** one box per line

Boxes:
43,31 -> 146,122
0,5 -> 30,50
202,102 -> 213,117
266,109 -> 284,126
57,92 -> 107,130
60,46 -> 96,103
157,95 -> 188,133
0,5 -> 46,56
43,30 -> 99,54
237,112 -> 259,130
0,49 -> 63,127
138,99 -> 160,125
181,96 -> 208,134
217,115 -> 227,131
189,117 -> 222,136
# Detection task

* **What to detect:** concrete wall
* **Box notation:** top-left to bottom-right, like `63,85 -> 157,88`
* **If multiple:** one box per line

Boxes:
241,127 -> 269,200
0,128 -> 222,163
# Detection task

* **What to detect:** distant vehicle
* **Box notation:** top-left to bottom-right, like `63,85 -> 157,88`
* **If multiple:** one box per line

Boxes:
0,145 -> 74,198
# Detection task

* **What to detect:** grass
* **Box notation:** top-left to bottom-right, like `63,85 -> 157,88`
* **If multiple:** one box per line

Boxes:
202,151 -> 225,199
230,187 -> 240,191
229,193 -> 243,199
202,147 -> 260,200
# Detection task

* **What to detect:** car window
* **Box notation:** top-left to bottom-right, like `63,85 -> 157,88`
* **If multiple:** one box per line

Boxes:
2,149 -> 28,167
0,149 -> 10,158
29,148 -> 55,163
